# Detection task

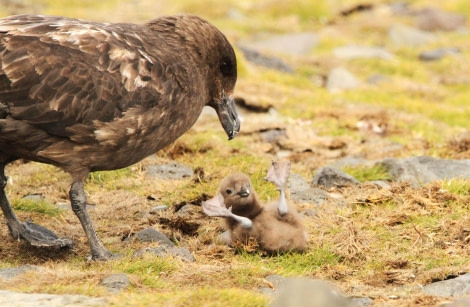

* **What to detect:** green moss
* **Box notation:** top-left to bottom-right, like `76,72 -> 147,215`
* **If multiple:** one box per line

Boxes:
86,167 -> 141,191
342,164 -> 391,182
442,179 -> 470,196
229,265 -> 265,287
406,214 -> 440,229
238,247 -> 339,276
171,288 -> 267,307
12,198 -> 62,216
110,287 -> 267,307
119,256 -> 178,276
87,168 -> 134,185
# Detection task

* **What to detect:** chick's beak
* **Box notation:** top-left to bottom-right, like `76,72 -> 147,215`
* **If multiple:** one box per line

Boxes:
237,187 -> 250,198
213,91 -> 241,140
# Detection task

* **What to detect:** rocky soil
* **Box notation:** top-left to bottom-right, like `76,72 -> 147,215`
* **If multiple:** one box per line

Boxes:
1,1 -> 470,307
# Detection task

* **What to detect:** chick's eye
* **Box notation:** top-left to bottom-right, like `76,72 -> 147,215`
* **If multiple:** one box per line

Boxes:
226,189 -> 232,194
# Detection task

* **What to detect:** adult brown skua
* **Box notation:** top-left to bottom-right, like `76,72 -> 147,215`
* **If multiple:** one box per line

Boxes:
203,161 -> 308,253
0,14 -> 240,260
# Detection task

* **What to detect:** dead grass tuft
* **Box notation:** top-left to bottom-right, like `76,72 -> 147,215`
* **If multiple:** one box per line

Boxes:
333,221 -> 369,261
313,209 -> 370,262
447,132 -> 470,158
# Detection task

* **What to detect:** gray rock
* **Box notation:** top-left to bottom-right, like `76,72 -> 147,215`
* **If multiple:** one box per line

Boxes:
260,275 -> 287,295
22,193 -> 43,201
423,273 -> 470,297
238,45 -> 293,73
262,275 -> 359,306
312,167 -> 360,189
300,208 -> 318,217
259,287 -> 275,296
370,180 -> 391,189
100,273 -> 130,292
288,174 -> 330,205
287,173 -> 311,192
0,289 -> 105,306
133,246 -> 195,262
260,128 -> 287,143
270,278 -> 355,307
379,156 -> 470,186
0,265 -> 39,279
166,247 -> 196,262
290,187 -> 329,206
419,47 -> 460,61
175,204 -> 193,215
174,204 -> 201,221
131,228 -> 174,247
265,274 -> 286,288
215,230 -> 232,245
149,205 -> 169,213
388,24 -> 435,46
411,8 -> 467,32
241,32 -> 318,56
352,297 -> 374,306
326,67 -> 360,93
367,74 -> 389,85
145,162 -> 193,180
333,45 -> 394,60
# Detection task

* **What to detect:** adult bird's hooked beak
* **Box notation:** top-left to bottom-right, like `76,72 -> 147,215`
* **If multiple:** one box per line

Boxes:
213,91 -> 241,140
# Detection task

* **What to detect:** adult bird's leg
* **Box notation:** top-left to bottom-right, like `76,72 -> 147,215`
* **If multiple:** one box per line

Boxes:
0,163 -> 73,247
0,164 -> 21,237
69,179 -> 113,260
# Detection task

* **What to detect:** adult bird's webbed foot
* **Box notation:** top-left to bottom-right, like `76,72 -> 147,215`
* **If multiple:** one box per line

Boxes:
265,160 -> 291,216
15,220 -> 73,248
203,193 -> 253,228
0,170 -> 72,248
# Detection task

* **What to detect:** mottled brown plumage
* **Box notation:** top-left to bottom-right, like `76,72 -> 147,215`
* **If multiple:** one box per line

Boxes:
203,162 -> 308,253
0,14 -> 240,260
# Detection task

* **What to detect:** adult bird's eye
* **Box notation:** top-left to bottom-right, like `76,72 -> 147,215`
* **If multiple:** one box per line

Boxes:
220,58 -> 233,76
226,189 -> 232,194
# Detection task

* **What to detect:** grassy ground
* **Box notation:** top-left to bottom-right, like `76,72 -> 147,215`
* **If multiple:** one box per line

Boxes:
1,0 -> 470,306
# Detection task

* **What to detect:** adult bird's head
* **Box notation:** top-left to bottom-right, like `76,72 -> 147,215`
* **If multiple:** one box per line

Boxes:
207,25 -> 240,140
174,15 -> 240,140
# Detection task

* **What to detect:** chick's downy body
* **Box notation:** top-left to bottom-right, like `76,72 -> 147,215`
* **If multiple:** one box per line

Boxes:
218,172 -> 307,253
